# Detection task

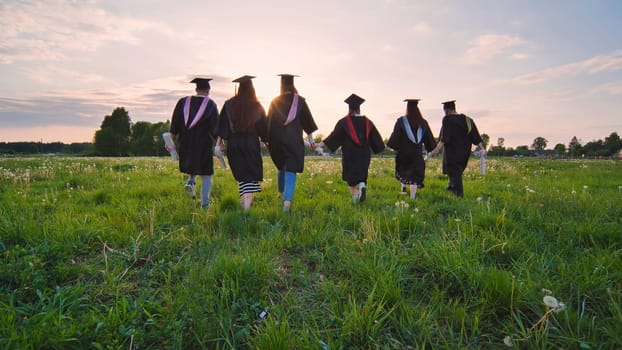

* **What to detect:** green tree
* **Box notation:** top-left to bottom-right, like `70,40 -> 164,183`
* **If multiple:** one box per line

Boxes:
604,132 -> 621,155
130,121 -> 155,156
568,136 -> 582,157
152,121 -> 171,157
531,136 -> 548,152
582,140 -> 609,157
481,133 -> 490,149
94,107 -> 132,156
515,145 -> 530,156
129,121 -> 171,156
554,143 -> 566,155
94,127 -> 121,156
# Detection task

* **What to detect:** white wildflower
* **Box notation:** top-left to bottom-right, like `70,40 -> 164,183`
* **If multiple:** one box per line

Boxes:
543,296 -> 559,308
541,288 -> 552,295
325,180 -> 333,184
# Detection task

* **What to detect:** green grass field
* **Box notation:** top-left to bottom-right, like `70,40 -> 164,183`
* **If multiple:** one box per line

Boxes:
1,156 -> 620,349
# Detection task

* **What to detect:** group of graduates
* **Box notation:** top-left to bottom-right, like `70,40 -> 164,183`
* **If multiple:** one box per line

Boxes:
167,74 -> 486,212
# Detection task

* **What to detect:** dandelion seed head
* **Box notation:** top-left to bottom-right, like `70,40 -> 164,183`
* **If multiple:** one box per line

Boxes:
541,288 -> 552,295
543,295 -> 559,308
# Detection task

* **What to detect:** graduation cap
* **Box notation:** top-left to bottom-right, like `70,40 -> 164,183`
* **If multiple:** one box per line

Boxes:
345,94 -> 365,108
190,77 -> 212,90
232,75 -> 255,84
442,100 -> 456,110
404,99 -> 420,109
278,74 -> 299,85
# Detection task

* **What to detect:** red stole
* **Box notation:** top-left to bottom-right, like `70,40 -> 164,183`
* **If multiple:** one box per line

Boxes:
345,114 -> 370,146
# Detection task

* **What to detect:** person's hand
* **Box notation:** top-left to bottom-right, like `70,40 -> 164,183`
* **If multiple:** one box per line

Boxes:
165,145 -> 174,152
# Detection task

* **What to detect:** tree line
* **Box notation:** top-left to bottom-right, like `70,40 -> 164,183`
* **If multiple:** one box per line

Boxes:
485,133 -> 621,158
1,106 -> 620,158
0,107 -> 169,156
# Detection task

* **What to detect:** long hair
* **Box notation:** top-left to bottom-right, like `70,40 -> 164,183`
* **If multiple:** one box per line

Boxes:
229,82 -> 261,133
406,104 -> 425,129
280,80 -> 298,95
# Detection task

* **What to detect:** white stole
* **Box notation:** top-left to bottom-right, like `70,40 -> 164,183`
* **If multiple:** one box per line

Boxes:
402,116 -> 423,144
183,95 -> 211,129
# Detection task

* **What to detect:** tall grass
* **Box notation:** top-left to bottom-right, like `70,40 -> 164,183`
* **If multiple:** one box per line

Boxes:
0,156 -> 620,349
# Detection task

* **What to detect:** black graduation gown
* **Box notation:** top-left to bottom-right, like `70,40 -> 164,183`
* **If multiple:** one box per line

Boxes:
387,117 -> 437,186
218,99 -> 268,182
266,93 -> 318,173
439,113 -> 482,176
170,96 -> 219,175
323,115 -> 385,186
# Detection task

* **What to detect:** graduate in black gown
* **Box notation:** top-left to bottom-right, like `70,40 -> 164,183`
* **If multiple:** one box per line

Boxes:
428,100 -> 485,197
266,74 -> 318,212
387,99 -> 437,199
319,94 -> 385,203
169,77 -> 220,208
218,75 -> 268,211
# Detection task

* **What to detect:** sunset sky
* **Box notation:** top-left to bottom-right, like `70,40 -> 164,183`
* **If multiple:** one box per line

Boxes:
1,0 -> 621,148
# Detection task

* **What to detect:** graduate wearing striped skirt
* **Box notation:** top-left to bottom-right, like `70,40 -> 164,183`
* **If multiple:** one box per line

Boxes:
218,75 -> 269,210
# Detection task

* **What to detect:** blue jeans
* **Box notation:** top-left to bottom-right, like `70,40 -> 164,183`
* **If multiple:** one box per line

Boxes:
188,175 -> 213,207
277,170 -> 297,201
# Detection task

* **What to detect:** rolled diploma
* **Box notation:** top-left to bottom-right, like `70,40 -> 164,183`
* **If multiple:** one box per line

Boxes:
162,132 -> 179,160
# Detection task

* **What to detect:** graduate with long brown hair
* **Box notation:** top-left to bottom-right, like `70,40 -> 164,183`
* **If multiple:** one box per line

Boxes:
387,99 -> 437,199
217,75 -> 268,210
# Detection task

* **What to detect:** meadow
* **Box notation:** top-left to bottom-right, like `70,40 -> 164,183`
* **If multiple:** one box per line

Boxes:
0,155 -> 620,349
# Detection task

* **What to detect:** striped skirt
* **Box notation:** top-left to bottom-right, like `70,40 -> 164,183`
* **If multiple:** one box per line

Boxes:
238,181 -> 261,196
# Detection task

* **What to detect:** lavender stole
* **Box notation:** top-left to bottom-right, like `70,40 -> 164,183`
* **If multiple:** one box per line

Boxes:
183,96 -> 211,129
402,116 -> 423,144
283,94 -> 299,126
